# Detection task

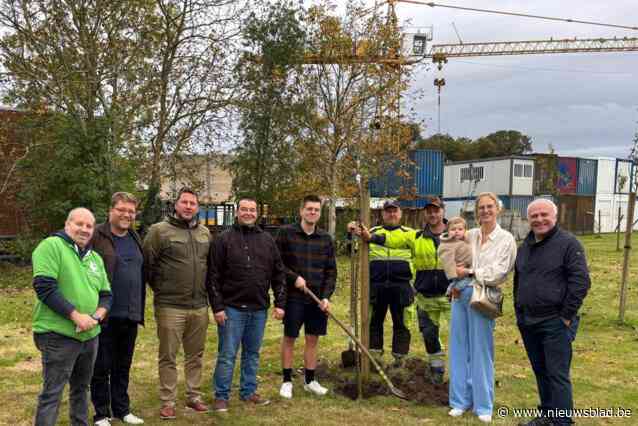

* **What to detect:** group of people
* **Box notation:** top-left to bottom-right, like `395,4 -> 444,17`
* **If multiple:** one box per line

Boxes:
349,193 -> 590,425
30,188 -> 590,426
31,190 -> 336,426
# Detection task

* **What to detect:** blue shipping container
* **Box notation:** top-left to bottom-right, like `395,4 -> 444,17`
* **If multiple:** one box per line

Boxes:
369,149 -> 444,198
412,150 -> 445,196
501,195 -> 534,216
576,158 -> 597,195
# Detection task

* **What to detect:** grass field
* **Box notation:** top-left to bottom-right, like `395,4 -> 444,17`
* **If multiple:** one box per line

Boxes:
1,233 -> 637,425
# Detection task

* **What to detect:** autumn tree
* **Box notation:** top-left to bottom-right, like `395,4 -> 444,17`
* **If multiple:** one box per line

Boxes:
298,0 -> 414,236
229,0 -> 311,214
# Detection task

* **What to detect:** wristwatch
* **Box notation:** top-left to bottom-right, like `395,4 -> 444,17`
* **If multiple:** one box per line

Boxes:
90,314 -> 101,323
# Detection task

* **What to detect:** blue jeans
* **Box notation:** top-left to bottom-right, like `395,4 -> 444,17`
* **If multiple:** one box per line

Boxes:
519,315 -> 580,425
33,332 -> 98,426
213,307 -> 267,400
449,285 -> 495,417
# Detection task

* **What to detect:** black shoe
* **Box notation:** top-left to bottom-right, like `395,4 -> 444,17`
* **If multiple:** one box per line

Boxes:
518,417 -> 552,426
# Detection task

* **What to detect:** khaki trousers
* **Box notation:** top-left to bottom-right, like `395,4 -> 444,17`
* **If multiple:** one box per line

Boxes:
155,306 -> 209,405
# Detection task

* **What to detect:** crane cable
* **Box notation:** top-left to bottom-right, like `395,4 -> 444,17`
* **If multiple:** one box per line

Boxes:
396,0 -> 638,31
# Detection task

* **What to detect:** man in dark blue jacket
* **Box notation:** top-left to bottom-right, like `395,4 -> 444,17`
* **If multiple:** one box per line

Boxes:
514,198 -> 591,426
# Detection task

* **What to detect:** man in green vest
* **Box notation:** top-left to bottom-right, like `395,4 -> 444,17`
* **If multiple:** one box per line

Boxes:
366,200 -> 415,367
32,207 -> 112,426
354,196 -> 449,383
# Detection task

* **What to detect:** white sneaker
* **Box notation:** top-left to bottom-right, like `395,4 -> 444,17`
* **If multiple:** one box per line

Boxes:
121,413 -> 144,424
95,419 -> 111,426
478,414 -> 492,423
303,380 -> 328,396
279,381 -> 293,399
448,408 -> 465,417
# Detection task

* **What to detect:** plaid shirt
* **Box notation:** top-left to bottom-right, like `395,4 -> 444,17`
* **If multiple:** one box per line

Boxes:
275,223 -> 337,304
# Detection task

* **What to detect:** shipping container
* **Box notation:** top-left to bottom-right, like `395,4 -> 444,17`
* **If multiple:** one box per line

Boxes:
556,157 -> 578,194
412,150 -> 445,196
556,195 -> 595,233
576,158 -> 597,195
594,193 -> 615,233
501,195 -> 535,216
615,159 -> 635,194
592,157 -> 616,194
369,149 -> 443,198
443,156 -> 534,199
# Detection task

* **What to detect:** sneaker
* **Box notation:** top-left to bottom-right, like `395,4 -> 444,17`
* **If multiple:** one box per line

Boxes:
279,382 -> 293,399
159,405 -> 176,420
213,399 -> 229,412
304,380 -> 328,396
95,418 -> 111,426
478,414 -> 492,423
430,366 -> 445,384
448,408 -> 465,417
185,399 -> 209,413
121,413 -> 144,424
241,393 -> 270,406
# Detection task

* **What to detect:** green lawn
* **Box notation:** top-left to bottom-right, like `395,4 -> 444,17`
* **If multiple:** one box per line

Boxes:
1,233 -> 637,425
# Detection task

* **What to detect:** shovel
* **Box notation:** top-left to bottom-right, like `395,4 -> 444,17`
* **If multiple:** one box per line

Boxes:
302,287 -> 408,400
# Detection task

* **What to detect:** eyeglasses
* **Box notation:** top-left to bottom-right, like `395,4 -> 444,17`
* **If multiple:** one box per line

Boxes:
113,207 -> 136,216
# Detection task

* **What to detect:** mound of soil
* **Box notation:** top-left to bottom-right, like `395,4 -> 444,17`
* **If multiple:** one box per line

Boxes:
316,357 -> 448,405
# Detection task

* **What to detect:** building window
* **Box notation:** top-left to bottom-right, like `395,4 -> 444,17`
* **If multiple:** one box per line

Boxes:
460,166 -> 484,182
524,164 -> 533,178
514,163 -> 533,178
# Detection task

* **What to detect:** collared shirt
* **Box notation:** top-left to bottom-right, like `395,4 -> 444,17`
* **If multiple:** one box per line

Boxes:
467,223 -> 517,287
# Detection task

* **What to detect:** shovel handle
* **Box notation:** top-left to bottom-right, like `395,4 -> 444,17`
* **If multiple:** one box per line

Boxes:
302,287 -> 406,399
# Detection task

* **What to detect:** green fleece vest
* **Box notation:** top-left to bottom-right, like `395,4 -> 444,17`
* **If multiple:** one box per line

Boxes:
32,236 -> 110,341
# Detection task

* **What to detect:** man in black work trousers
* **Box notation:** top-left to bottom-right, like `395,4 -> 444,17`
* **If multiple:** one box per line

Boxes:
90,192 -> 145,425
514,198 -> 590,426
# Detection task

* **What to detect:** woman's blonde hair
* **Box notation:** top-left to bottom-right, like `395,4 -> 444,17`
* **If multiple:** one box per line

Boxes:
474,192 -> 502,222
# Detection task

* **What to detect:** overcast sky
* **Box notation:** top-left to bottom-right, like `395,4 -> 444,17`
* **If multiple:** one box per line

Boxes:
380,0 -> 638,158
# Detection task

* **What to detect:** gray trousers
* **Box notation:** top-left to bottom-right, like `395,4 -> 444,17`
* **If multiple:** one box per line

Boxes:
34,332 -> 98,426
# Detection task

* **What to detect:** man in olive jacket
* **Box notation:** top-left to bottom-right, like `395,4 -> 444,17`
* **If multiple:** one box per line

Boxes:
143,188 -> 211,420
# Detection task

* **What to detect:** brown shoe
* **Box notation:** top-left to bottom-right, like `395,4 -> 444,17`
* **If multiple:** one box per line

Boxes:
186,399 -> 209,413
159,404 -> 176,420
242,393 -> 271,406
214,399 -> 229,412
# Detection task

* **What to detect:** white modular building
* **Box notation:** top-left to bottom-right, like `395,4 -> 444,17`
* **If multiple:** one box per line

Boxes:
592,157 -> 637,232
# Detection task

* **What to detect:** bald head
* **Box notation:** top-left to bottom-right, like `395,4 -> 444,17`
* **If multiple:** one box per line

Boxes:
65,207 -> 95,248
527,199 -> 558,240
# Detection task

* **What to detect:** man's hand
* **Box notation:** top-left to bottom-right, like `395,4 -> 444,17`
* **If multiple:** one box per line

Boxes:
319,298 -> 330,313
294,276 -> 307,290
347,221 -> 358,233
214,310 -> 227,326
561,318 -> 572,327
70,311 -> 97,332
272,308 -> 285,320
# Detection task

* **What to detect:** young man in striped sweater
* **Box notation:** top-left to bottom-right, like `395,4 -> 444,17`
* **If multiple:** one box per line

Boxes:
276,195 -> 337,399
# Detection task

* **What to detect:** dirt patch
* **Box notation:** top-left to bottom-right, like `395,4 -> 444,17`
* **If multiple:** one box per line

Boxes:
317,357 -> 448,405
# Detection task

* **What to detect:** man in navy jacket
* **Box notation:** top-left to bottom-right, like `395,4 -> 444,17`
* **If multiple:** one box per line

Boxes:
514,198 -> 591,426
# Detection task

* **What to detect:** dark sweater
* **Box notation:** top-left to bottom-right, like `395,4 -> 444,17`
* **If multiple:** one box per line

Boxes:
275,223 -> 337,304
514,225 -> 591,325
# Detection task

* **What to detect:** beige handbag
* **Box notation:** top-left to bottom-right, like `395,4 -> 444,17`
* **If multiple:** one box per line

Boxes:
470,281 -> 503,319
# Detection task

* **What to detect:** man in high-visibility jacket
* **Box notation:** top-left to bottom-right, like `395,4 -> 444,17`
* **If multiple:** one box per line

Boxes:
366,200 -> 415,367
357,196 -> 449,383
